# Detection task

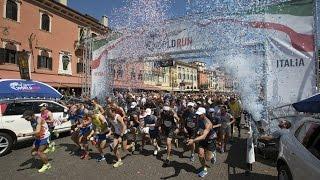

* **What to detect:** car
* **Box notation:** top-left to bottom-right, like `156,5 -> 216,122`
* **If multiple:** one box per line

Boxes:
0,99 -> 71,156
277,116 -> 320,180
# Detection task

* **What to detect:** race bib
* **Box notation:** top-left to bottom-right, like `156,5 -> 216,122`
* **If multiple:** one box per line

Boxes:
187,121 -> 196,128
164,121 -> 172,127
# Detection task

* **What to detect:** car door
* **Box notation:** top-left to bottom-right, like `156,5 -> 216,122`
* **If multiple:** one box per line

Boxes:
291,122 -> 320,180
2,102 -> 34,135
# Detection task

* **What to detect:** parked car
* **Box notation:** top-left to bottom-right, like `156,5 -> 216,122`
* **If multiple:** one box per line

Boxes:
277,116 -> 320,180
0,99 -> 70,156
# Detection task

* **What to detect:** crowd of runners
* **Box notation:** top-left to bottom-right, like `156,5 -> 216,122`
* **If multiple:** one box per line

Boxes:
19,91 -> 246,177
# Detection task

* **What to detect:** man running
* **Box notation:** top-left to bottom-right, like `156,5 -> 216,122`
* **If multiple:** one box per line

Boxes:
108,107 -> 135,168
92,110 -> 112,162
182,102 -> 197,162
19,110 -> 52,173
187,107 -> 220,178
216,105 -> 235,153
39,103 -> 55,153
160,105 -> 179,165
141,108 -> 160,155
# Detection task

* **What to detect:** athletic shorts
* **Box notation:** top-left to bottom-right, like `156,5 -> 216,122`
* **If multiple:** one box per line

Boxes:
186,127 -> 197,139
149,129 -> 159,139
220,126 -> 231,136
198,139 -> 216,152
95,133 -> 107,142
34,138 -> 49,149
114,133 -> 128,141
164,127 -> 175,139
235,117 -> 241,126
79,126 -> 92,136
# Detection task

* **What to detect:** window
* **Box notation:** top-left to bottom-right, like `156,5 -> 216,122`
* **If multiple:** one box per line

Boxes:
47,102 -> 64,113
4,43 -> 18,64
41,14 -> 50,31
178,73 -> 181,79
191,75 -> 193,80
37,50 -> 52,69
4,102 -> 35,115
117,68 -> 123,78
62,55 -> 70,70
131,69 -> 136,80
6,0 -> 17,21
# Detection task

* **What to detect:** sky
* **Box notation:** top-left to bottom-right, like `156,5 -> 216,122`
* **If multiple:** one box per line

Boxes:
68,0 -> 187,27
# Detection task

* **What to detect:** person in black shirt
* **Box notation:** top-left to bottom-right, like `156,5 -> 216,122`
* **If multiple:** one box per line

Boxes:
182,102 -> 197,162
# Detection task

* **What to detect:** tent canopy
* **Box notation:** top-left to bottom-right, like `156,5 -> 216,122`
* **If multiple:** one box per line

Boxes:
292,93 -> 320,113
0,79 -> 62,100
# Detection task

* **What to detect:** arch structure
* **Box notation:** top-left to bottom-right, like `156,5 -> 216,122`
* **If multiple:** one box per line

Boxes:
90,0 -> 316,113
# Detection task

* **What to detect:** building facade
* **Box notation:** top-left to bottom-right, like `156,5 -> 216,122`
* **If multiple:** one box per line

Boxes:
0,0 -> 108,94
174,61 -> 198,92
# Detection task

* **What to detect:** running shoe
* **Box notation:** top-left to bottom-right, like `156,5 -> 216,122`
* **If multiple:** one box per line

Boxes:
190,153 -> 195,163
131,142 -> 136,153
97,156 -> 106,162
80,152 -> 89,159
153,147 -> 160,156
211,151 -> 217,164
198,169 -> 208,178
164,158 -> 170,166
174,139 -> 179,148
54,131 -> 59,138
113,160 -> 123,168
38,163 -> 51,173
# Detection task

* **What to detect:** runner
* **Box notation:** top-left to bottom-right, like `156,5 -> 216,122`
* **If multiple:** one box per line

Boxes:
19,110 -> 52,173
228,97 -> 242,138
182,102 -> 197,162
78,114 -> 94,160
216,105 -> 235,153
127,102 -> 140,145
108,107 -> 135,168
92,110 -> 112,162
92,98 -> 105,115
187,107 -> 220,178
142,108 -> 160,155
39,103 -> 56,153
160,105 -> 179,165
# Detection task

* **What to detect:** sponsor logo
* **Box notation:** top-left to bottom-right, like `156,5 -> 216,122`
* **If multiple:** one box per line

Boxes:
145,31 -> 192,52
9,82 -> 41,92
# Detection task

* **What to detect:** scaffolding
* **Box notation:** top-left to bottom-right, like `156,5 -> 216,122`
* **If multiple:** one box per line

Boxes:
80,27 -> 93,97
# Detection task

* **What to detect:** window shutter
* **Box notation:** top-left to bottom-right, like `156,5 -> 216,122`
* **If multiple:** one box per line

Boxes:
37,55 -> 41,68
0,48 -> 5,64
48,57 -> 52,70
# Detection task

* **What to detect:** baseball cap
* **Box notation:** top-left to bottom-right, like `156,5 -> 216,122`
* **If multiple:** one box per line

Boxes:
130,102 -> 137,108
39,103 -> 48,111
163,106 -> 170,111
145,108 -> 152,115
196,107 -> 206,115
187,102 -> 195,107
208,108 -> 215,113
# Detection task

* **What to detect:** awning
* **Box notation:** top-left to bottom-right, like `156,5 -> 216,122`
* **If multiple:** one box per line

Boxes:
0,79 -> 62,100
292,93 -> 320,113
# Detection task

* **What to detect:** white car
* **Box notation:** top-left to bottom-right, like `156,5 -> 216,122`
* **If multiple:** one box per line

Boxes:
277,116 -> 320,180
0,99 -> 71,156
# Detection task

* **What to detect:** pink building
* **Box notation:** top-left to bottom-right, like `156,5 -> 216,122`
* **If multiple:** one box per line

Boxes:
0,0 -> 108,94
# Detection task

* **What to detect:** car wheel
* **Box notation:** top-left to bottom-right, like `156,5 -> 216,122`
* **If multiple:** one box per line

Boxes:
278,164 -> 293,180
0,132 -> 13,157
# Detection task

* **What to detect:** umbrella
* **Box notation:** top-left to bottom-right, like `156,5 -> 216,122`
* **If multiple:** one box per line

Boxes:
292,93 -> 320,113
0,79 -> 62,100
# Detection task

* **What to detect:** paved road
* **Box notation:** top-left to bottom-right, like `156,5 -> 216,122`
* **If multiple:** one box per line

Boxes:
0,132 -> 277,180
